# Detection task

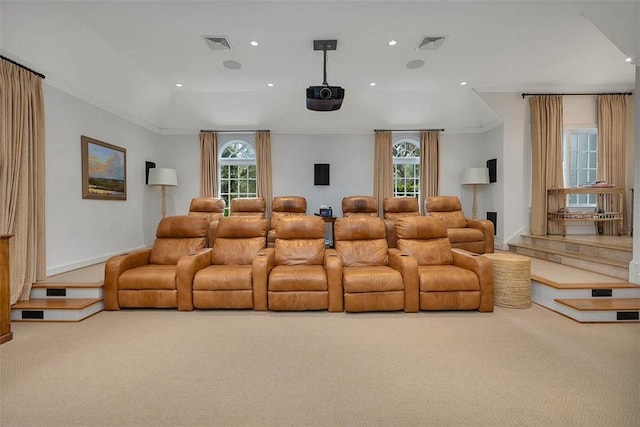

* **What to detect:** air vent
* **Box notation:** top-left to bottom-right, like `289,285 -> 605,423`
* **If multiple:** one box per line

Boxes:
203,36 -> 233,51
416,36 -> 446,50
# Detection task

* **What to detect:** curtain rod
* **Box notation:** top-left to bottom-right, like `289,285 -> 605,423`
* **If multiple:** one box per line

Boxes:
0,55 -> 45,79
374,128 -> 445,132
200,129 -> 270,134
521,92 -> 632,98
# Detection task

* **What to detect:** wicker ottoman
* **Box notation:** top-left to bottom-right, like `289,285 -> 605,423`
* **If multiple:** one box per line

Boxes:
483,253 -> 531,308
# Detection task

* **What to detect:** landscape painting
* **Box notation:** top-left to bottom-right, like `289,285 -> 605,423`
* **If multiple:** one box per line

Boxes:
81,136 -> 127,200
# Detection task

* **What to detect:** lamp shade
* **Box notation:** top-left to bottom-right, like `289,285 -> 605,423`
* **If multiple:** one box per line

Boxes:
461,167 -> 490,185
148,168 -> 177,186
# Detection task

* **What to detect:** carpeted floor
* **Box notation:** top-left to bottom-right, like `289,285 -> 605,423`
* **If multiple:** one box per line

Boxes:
1,305 -> 639,426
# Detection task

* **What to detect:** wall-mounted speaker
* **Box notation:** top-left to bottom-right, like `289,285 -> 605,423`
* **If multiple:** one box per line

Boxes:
486,158 -> 497,183
145,161 -> 156,185
314,163 -> 330,186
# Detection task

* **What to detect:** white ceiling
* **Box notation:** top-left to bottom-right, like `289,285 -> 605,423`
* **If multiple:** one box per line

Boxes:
1,0 -> 637,134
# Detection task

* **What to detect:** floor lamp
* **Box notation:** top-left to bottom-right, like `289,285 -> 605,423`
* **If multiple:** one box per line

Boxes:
461,167 -> 490,219
148,168 -> 177,217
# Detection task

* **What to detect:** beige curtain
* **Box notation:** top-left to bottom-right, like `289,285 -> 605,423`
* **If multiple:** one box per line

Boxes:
529,95 -> 564,235
0,58 -> 46,303
255,131 -> 273,218
419,130 -> 440,214
199,132 -> 218,197
373,130 -> 393,216
597,95 -> 627,235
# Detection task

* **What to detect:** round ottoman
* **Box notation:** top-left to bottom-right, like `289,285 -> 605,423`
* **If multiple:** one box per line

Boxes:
483,253 -> 531,308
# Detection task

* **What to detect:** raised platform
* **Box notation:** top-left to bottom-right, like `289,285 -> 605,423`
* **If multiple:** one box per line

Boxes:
11,298 -> 104,322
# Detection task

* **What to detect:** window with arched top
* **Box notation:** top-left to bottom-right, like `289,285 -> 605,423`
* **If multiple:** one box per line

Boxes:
392,138 -> 420,198
218,140 -> 257,215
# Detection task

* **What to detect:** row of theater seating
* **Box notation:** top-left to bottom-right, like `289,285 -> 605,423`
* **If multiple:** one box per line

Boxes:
104,214 -> 493,313
189,195 -> 494,254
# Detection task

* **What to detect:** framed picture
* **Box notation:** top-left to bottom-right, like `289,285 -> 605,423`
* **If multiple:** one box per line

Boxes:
81,136 -> 127,200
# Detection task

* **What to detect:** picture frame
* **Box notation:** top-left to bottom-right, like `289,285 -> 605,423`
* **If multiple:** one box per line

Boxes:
81,136 -> 127,200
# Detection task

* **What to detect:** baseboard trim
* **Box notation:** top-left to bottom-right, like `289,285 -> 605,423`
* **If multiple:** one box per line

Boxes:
46,246 -> 147,276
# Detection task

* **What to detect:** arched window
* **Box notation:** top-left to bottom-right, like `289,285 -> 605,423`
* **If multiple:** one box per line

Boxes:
392,138 -> 420,198
219,140 -> 257,215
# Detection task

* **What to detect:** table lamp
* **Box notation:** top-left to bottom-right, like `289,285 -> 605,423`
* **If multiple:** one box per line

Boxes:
148,168 -> 177,217
461,167 -> 490,219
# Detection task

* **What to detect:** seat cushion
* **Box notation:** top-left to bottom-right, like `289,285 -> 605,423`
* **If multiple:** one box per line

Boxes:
269,265 -> 327,291
343,266 -> 404,293
193,265 -> 253,291
418,265 -> 479,292
119,265 -> 177,290
446,227 -> 485,244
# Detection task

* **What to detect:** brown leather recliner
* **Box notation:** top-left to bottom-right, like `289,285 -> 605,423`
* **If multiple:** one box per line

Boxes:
188,197 -> 225,222
265,215 -> 342,311
395,216 -> 494,312
341,196 -> 378,217
179,217 -> 268,311
266,196 -> 307,248
333,216 -> 418,313
230,197 -> 266,218
104,215 -> 209,311
425,196 -> 494,254
383,196 -> 420,248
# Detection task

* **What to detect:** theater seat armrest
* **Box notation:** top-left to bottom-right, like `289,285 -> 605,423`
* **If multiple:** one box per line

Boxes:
451,248 -> 494,312
104,248 -> 151,310
466,218 -> 495,253
252,248 -> 274,311
388,248 -> 419,313
176,248 -> 212,311
325,249 -> 343,312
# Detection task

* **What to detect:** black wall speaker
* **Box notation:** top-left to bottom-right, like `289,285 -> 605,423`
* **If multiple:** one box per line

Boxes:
486,158 -> 497,183
486,211 -> 497,235
145,161 -> 156,185
314,163 -> 330,186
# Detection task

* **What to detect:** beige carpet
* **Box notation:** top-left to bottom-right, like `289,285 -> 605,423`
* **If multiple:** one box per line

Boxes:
1,306 -> 639,426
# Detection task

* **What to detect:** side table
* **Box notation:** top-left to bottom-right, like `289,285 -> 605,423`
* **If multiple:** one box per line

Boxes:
483,252 -> 531,309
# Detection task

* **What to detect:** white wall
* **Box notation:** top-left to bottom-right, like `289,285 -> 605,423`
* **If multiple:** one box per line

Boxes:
45,84 -> 160,275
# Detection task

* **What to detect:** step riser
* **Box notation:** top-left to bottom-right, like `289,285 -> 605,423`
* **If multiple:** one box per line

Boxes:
551,305 -> 639,323
11,301 -> 104,322
513,246 -> 628,280
30,288 -> 103,299
520,236 -> 631,263
533,287 -> 640,300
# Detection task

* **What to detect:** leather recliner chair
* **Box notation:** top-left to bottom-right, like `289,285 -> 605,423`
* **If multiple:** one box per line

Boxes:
341,196 -> 378,217
265,215 -> 342,311
179,217 -> 269,310
395,216 -> 494,312
266,196 -> 307,248
188,197 -> 225,222
425,196 -> 494,254
230,197 -> 266,219
104,215 -> 209,311
333,216 -> 418,313
382,196 -> 420,248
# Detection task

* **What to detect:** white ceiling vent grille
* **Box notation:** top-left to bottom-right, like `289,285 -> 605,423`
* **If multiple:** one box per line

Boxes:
416,36 -> 446,50
203,36 -> 233,51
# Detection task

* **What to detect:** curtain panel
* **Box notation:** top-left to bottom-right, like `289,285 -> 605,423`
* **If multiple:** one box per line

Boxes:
255,131 -> 273,218
597,95 -> 627,235
373,131 -> 393,216
529,95 -> 563,236
419,130 -> 440,214
199,132 -> 218,197
0,59 -> 46,303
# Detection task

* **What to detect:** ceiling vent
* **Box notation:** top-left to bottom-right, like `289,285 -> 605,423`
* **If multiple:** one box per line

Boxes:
416,36 -> 446,50
203,36 -> 233,51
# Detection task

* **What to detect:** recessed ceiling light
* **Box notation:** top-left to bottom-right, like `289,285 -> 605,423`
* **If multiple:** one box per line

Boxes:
460,81 -> 468,86
267,83 -> 274,87
250,40 -> 259,46
223,60 -> 242,70
370,82 -> 376,86
406,59 -> 425,69
388,40 -> 397,46
625,57 -> 632,63
175,83 -> 183,87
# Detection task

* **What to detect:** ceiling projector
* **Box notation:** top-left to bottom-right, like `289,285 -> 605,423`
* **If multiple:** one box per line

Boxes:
306,40 -> 344,111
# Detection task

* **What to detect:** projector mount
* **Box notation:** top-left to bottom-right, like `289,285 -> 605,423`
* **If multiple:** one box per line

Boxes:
313,39 -> 337,86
